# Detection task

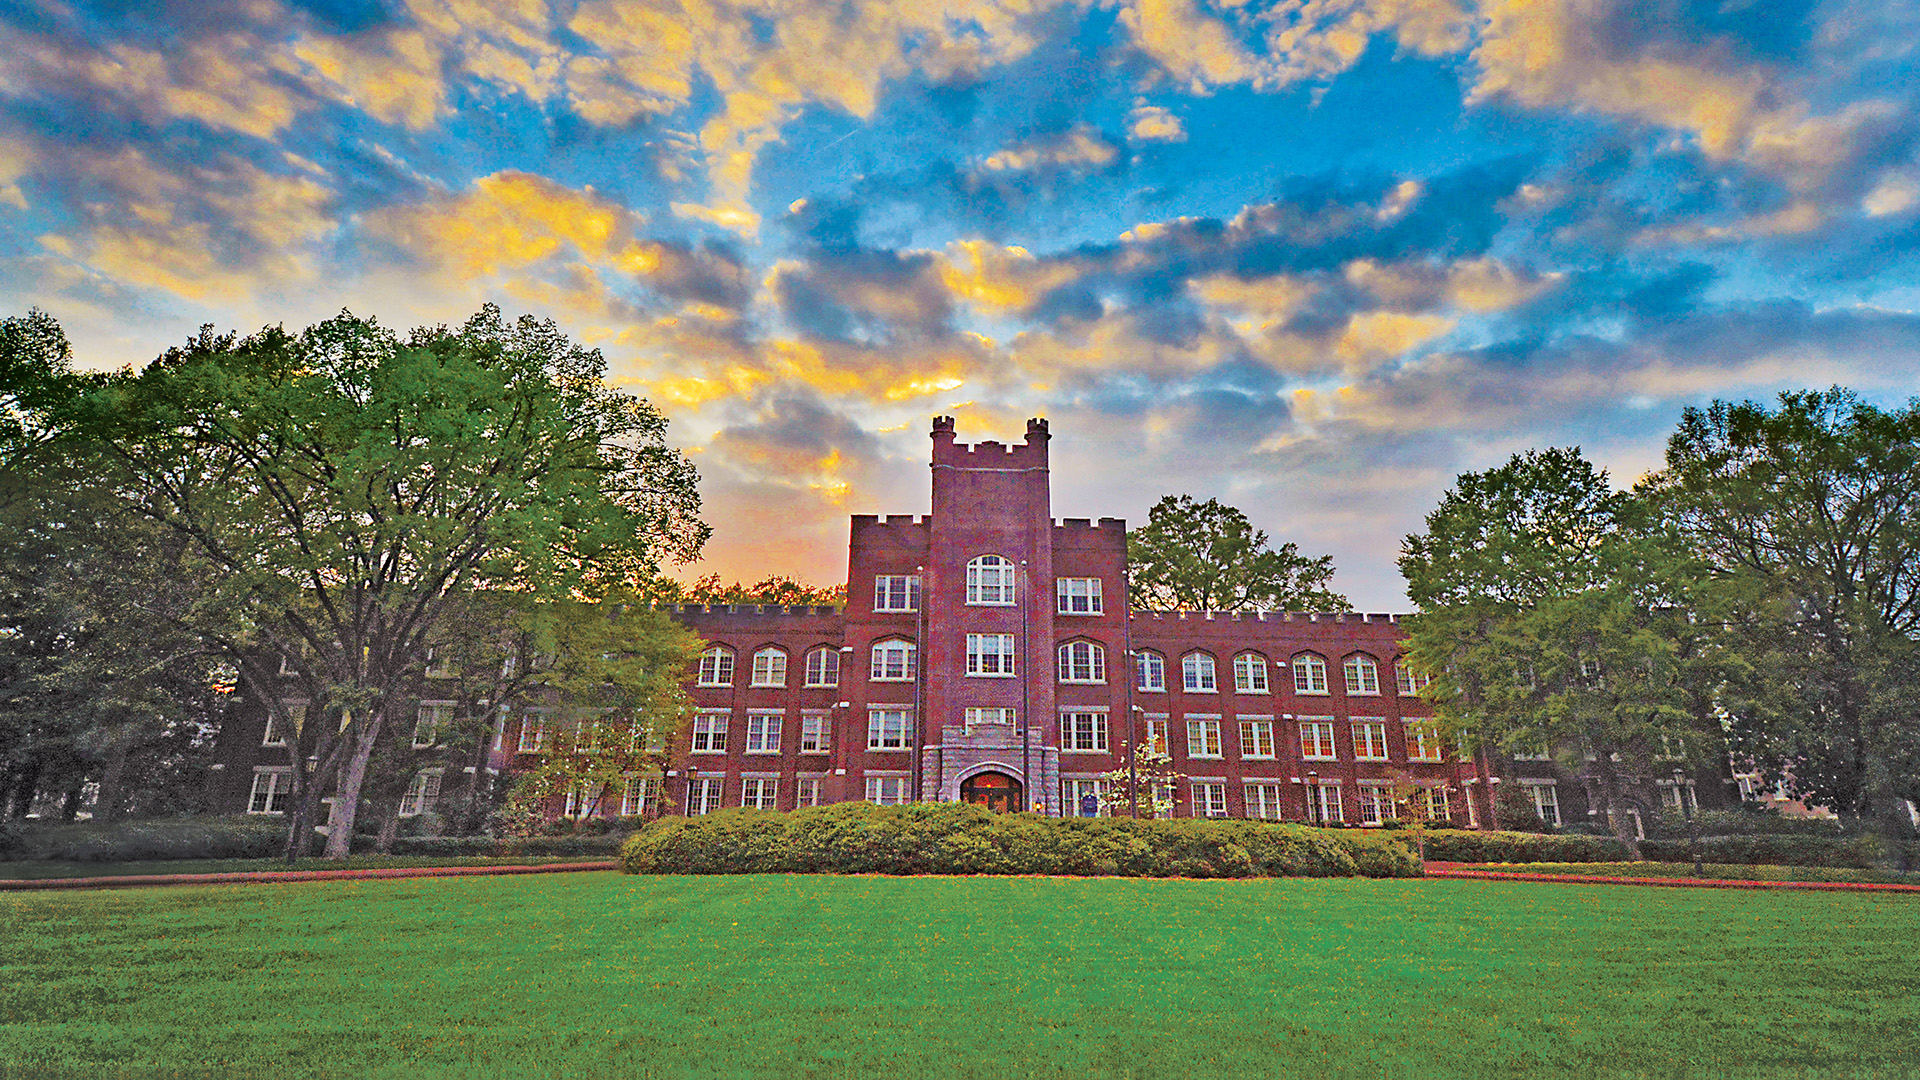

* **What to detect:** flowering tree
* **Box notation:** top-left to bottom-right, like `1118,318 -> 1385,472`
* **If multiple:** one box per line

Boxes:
1098,741 -> 1185,819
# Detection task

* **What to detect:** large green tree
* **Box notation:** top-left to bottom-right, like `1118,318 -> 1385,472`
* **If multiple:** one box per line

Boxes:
20,305 -> 706,858
1400,448 -> 1713,858
1646,389 -> 1920,863
1127,495 -> 1347,612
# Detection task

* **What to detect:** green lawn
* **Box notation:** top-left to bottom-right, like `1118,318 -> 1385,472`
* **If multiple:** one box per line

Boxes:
0,854 -> 614,881
1452,862 -> 1919,885
2,874 -> 1915,1078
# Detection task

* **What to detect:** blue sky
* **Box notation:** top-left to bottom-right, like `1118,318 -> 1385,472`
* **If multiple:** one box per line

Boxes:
4,0 -> 1919,607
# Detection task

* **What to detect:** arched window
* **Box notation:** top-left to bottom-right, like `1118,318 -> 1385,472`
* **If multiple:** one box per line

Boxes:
1292,654 -> 1328,694
966,554 -> 1016,605
1343,654 -> 1379,695
804,647 -> 840,688
1182,652 -> 1217,692
1057,640 -> 1106,683
870,639 -> 917,682
697,646 -> 734,687
1136,650 -> 1166,692
1233,652 -> 1269,693
750,647 -> 788,687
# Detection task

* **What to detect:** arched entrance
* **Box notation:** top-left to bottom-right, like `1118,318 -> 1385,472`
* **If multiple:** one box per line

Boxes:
961,771 -> 1024,813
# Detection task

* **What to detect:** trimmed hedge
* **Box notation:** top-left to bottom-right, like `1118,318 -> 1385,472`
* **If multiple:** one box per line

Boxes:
377,835 -> 628,858
0,817 -> 294,863
1424,829 -> 1885,868
1640,834 -> 1884,869
620,802 -> 1422,878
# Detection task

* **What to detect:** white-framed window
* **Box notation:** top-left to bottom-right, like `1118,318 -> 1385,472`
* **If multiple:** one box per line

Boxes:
561,781 -> 601,819
1344,655 -> 1380,695
1659,780 -> 1698,814
399,769 -> 444,817
1524,780 -> 1561,826
1299,720 -> 1337,760
1238,719 -> 1275,759
800,712 -> 831,754
516,711 -> 549,753
741,777 -> 778,809
865,776 -> 910,805
424,647 -> 454,679
965,707 -> 1017,728
247,768 -> 291,814
1310,782 -> 1343,824
1245,782 -> 1284,820
1233,653 -> 1269,693
1420,786 -> 1451,821
1395,659 -> 1431,696
966,555 -> 1016,605
1512,740 -> 1552,761
1064,778 -> 1109,816
867,708 -> 911,750
1056,577 -> 1102,615
1351,719 -> 1389,762
1465,785 -> 1480,828
1062,710 -> 1108,752
750,648 -> 788,687
263,702 -> 303,748
692,710 -> 729,753
1292,654 -> 1328,694
1182,653 -> 1217,692
1136,650 -> 1166,692
621,777 -> 657,817
697,646 -> 734,687
1186,718 -> 1223,758
1056,640 -> 1105,683
1656,736 -> 1686,762
873,574 -> 921,612
412,701 -> 455,749
966,633 -> 1017,677
870,639 -> 917,681
277,647 -> 303,677
804,647 -> 840,688
796,776 -> 823,807
1734,772 -> 1766,802
1143,717 -> 1168,755
745,711 -> 782,754
1357,783 -> 1389,826
1580,656 -> 1604,687
689,777 -> 723,815
1194,781 -> 1228,818
1405,720 -> 1442,762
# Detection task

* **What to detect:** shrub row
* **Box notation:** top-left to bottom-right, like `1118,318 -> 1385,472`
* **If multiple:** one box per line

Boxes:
0,817 -> 293,863
1642,809 -> 1846,840
1423,829 -> 1885,868
620,802 -> 1422,878
377,835 -> 628,858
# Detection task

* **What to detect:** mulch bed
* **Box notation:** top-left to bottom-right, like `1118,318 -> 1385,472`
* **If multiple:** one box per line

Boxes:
1424,862 -> 1920,893
0,860 -> 621,891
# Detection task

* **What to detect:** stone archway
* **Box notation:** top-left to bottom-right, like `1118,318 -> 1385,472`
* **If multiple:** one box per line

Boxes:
960,770 -> 1024,813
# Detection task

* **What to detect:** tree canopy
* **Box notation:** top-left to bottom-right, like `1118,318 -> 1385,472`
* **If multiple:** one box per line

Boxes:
9,305 -> 707,856
1127,495 -> 1347,612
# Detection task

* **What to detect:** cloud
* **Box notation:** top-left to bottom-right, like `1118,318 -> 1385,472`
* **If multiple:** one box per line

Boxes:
979,124 -> 1120,176
1127,103 -> 1187,143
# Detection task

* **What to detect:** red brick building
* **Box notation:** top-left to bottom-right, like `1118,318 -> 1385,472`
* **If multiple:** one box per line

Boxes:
217,415 -> 1495,827
611,416 -> 1490,825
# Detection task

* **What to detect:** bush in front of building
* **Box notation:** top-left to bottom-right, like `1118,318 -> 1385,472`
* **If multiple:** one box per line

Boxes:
378,835 -> 628,858
1421,829 -> 1633,864
1638,833 -> 1884,868
0,816 -> 295,862
1644,808 -> 1846,840
619,802 -> 1424,878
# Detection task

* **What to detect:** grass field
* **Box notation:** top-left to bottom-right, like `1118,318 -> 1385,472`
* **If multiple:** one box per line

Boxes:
0,854 -> 613,881
1450,862 -> 1919,885
3,873 -> 1916,1079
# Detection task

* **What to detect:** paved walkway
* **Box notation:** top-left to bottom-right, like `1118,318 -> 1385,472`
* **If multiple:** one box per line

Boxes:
1424,862 -> 1920,893
0,860 -> 621,891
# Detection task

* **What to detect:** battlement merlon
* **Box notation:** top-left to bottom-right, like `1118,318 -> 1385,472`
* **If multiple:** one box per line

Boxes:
1052,516 -> 1128,550
930,415 -> 1050,470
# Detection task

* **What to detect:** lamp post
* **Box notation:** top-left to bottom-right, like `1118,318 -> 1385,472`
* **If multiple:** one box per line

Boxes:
1675,767 -> 1702,878
1306,770 -> 1318,828
685,764 -> 698,817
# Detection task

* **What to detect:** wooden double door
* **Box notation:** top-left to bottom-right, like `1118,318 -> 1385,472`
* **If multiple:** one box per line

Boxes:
961,771 -> 1024,814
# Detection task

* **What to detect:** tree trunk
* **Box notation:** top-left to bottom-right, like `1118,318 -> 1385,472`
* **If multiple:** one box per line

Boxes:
8,759 -> 41,819
60,783 -> 83,821
322,710 -> 387,859
1592,755 -> 1643,861
374,793 -> 403,855
95,721 -> 129,824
